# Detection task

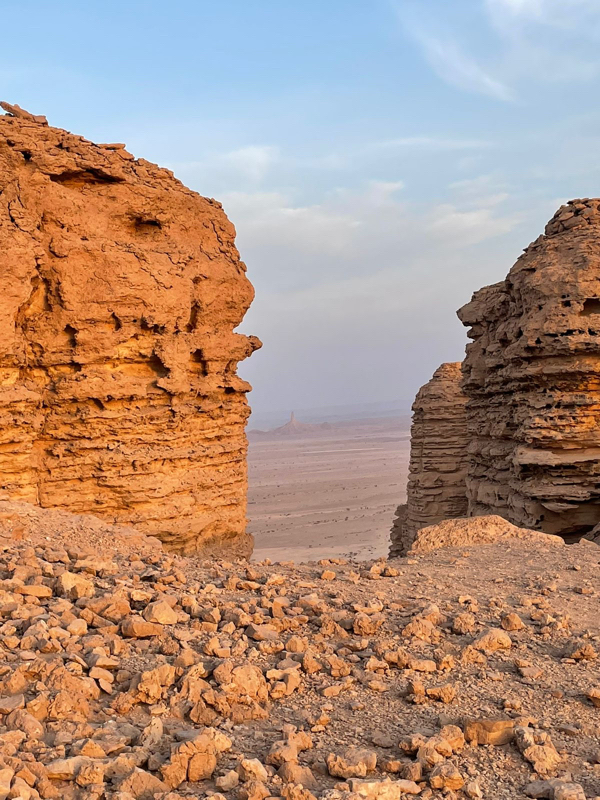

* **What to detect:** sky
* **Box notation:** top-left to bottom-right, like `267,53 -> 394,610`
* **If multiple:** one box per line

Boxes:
3,0 -> 600,415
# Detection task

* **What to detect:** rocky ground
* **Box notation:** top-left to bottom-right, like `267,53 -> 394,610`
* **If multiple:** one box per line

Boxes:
0,503 -> 599,800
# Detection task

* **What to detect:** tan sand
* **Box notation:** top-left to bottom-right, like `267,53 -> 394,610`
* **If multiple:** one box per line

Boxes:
248,417 -> 410,562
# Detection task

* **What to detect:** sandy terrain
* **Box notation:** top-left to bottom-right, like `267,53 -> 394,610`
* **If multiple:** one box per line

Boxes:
248,417 -> 409,561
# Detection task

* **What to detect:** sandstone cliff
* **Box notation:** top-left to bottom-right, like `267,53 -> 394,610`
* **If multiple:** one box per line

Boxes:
0,102 -> 261,556
458,199 -> 600,540
389,362 -> 468,557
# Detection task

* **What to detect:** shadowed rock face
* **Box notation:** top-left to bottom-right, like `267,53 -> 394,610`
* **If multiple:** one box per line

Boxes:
389,362 -> 468,557
0,105 -> 261,557
458,199 -> 600,540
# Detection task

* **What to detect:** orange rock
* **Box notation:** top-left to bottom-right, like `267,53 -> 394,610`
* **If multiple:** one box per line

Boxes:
0,105 -> 260,557
389,362 -> 468,558
458,199 -> 600,540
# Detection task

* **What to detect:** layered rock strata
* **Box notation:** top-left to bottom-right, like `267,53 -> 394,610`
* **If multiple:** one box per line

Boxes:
0,102 -> 261,556
389,362 -> 468,557
458,199 -> 600,539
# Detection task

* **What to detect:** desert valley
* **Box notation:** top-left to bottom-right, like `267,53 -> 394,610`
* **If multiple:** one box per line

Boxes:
0,94 -> 599,800
248,417 -> 410,562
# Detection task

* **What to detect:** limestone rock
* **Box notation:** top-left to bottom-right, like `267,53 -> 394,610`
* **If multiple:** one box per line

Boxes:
143,600 -> 178,625
587,687 -> 600,707
408,515 -> 564,554
429,763 -> 464,791
472,627 -> 512,653
463,717 -> 515,746
389,363 -> 468,557
327,748 -> 377,778
458,199 -> 600,540
347,778 -> 422,798
515,727 -> 562,775
117,767 -> 168,799
0,104 -> 260,557
526,781 -> 586,800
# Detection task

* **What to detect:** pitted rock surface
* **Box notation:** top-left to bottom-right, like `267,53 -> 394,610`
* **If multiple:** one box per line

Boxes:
0,104 -> 260,556
458,199 -> 600,541
389,363 -> 468,557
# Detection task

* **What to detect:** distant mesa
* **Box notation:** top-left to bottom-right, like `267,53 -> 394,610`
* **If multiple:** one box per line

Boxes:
249,412 -> 332,438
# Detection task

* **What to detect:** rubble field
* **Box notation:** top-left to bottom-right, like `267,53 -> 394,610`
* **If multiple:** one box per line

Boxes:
0,502 -> 598,800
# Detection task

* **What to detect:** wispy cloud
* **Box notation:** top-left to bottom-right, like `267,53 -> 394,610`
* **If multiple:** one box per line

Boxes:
396,0 -> 600,101
395,3 -> 513,102
486,0 -> 600,27
223,145 -> 278,182
486,0 -> 544,17
372,136 -> 492,151
223,178 -> 520,295
407,27 -> 513,101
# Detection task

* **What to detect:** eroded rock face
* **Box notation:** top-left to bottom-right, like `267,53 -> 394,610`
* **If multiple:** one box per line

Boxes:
458,199 -> 600,539
0,104 -> 260,556
389,363 -> 468,557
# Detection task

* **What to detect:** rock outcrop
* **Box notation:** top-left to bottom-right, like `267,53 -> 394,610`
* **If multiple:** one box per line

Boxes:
407,514 -> 564,555
458,199 -> 600,540
389,363 -> 468,557
0,103 -> 261,556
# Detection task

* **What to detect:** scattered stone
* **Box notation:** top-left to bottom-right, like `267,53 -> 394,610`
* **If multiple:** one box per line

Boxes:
463,718 -> 515,746
327,748 -> 377,778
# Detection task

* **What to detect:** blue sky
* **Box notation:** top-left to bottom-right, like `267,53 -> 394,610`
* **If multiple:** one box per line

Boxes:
3,0 -> 600,414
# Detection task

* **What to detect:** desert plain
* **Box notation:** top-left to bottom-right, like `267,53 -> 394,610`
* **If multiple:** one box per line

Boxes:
247,418 -> 410,562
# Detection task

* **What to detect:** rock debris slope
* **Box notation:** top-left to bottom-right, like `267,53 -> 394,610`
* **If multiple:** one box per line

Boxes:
0,504 -> 598,800
458,199 -> 600,540
389,364 -> 468,558
0,102 -> 261,557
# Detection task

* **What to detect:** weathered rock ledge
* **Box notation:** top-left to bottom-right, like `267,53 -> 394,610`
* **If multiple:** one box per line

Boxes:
458,198 -> 600,540
0,104 -> 260,557
389,363 -> 468,558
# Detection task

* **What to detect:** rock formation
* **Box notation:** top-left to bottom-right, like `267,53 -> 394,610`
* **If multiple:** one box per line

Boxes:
389,363 -> 468,557
0,103 -> 261,556
407,514 -> 563,555
458,199 -> 600,540
249,412 -> 332,438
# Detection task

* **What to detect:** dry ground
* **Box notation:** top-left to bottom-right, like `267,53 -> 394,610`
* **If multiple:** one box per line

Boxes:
248,418 -> 409,562
0,503 -> 599,799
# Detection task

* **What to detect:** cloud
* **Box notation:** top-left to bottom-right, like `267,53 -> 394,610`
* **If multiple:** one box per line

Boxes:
449,173 -> 510,207
221,190 -> 361,265
223,178 -> 521,298
486,0 -> 600,26
395,4 -> 512,101
428,203 -> 519,245
238,180 -> 523,411
486,0 -> 543,17
223,145 -> 278,182
396,0 -> 600,101
166,144 -> 279,193
485,0 -> 600,81
371,136 -> 492,151
407,28 -> 513,100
